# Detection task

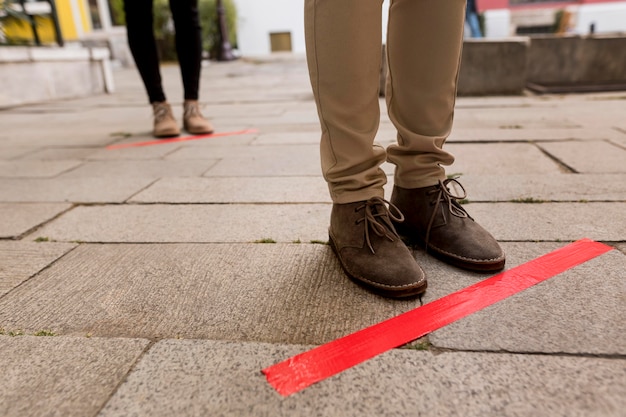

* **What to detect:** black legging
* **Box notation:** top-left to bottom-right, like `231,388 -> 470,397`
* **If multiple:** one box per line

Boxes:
124,0 -> 202,103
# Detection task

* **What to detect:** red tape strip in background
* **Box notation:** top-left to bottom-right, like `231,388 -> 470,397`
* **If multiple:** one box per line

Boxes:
106,129 -> 258,150
262,238 -> 613,396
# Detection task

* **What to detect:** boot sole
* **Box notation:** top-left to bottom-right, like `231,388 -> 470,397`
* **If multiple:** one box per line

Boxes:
329,235 -> 427,299
398,234 -> 505,273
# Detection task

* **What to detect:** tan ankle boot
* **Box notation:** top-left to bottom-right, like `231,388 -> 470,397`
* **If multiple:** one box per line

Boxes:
152,102 -> 180,138
183,100 -> 214,134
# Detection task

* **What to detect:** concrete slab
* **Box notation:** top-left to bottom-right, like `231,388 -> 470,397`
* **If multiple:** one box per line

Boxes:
166,143 -> 319,160
0,243 -> 422,342
0,147 -> 37,160
448,127 -> 621,142
28,204 -> 329,243
453,106 -> 580,129
0,336 -> 148,417
0,203 -> 71,239
445,143 -> 562,175
0,241 -> 76,297
99,339 -> 626,417
467,202 -> 626,241
57,160 -> 219,179
538,140 -> 626,173
0,160 -> 83,178
129,177 -> 331,204
418,242 -> 626,355
0,177 -> 155,203
252,132 -> 320,146
457,173 -> 626,202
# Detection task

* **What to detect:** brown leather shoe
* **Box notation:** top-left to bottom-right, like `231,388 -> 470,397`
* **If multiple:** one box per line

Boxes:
183,100 -> 214,134
391,179 -> 505,272
329,197 -> 427,298
152,102 -> 180,138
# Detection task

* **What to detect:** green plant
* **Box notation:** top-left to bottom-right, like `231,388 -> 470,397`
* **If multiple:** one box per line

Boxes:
254,238 -> 276,243
34,330 -> 55,336
511,197 -> 545,204
151,0 -> 237,61
199,0 -> 237,59
109,0 -> 125,26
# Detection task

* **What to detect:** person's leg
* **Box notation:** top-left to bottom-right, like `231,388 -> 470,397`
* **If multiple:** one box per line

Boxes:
305,0 -> 426,298
386,0 -> 504,271
169,0 -> 213,134
124,0 -> 179,137
124,0 -> 166,104
305,0 -> 387,204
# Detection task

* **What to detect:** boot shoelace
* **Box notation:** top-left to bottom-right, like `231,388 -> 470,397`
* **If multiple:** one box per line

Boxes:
154,103 -> 174,123
424,177 -> 470,247
184,102 -> 202,120
355,197 -> 404,254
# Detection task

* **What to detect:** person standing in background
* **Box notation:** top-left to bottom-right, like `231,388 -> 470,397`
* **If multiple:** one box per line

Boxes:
466,0 -> 484,38
124,0 -> 214,138
304,0 -> 504,298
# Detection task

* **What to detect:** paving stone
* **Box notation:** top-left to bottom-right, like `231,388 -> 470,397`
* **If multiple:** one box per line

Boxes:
0,335 -> 149,417
0,177 -> 154,203
0,160 -> 83,178
457,173 -> 626,202
98,339 -> 626,417
418,242 -> 626,355
453,106 -> 580,129
129,177 -> 331,203
19,147 -> 101,161
57,159 -> 219,179
166,143 -> 319,161
467,202 -> 625,241
0,241 -> 76,297
252,132 -> 320,146
0,147 -> 37,160
29,204 -> 329,243
444,143 -> 562,175
0,203 -> 71,239
448,127 -> 620,142
0,243 -> 421,342
538,140 -> 626,173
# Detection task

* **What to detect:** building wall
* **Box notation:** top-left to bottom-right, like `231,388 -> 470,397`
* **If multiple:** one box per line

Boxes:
233,0 -> 390,56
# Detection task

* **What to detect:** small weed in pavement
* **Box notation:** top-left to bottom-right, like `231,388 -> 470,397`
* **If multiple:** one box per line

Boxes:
310,240 -> 329,245
254,238 -> 276,243
35,237 -> 49,242
34,330 -> 56,337
511,197 -> 545,204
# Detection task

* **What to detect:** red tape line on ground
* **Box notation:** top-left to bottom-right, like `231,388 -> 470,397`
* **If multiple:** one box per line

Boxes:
106,129 -> 258,150
262,238 -> 613,396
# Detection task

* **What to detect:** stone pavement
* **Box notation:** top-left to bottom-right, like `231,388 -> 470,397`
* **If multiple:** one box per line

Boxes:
0,55 -> 625,416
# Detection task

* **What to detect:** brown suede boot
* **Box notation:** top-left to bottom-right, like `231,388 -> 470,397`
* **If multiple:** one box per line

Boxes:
391,179 -> 505,272
329,197 -> 427,298
183,100 -> 214,134
152,102 -> 180,138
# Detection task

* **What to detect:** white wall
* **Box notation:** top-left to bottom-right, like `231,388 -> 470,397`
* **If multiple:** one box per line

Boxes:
234,0 -> 306,56
569,2 -> 626,34
234,0 -> 390,56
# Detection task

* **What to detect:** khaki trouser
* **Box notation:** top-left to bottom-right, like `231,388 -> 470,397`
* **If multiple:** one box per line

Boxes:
305,0 -> 466,204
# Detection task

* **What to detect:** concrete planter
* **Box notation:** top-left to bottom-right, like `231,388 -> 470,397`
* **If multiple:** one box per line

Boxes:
526,34 -> 626,92
458,38 -> 530,96
0,46 -> 114,108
